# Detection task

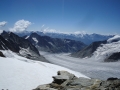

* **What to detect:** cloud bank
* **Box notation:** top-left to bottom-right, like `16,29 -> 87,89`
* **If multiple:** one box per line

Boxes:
9,19 -> 31,32
0,21 -> 7,27
43,28 -> 57,33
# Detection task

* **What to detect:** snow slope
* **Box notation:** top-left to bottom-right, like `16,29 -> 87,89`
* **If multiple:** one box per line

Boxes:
93,35 -> 120,61
40,51 -> 120,80
0,50 -> 88,90
93,41 -> 120,61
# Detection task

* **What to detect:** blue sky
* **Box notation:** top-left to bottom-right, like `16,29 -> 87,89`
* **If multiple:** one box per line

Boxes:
0,0 -> 120,34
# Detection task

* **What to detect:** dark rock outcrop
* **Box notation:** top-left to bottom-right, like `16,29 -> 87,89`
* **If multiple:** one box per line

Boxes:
33,71 -> 120,90
0,51 -> 5,57
104,52 -> 120,62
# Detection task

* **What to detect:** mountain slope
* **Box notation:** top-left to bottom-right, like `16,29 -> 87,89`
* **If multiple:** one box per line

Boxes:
25,33 -> 86,53
0,31 -> 46,61
71,35 -> 120,62
71,40 -> 107,58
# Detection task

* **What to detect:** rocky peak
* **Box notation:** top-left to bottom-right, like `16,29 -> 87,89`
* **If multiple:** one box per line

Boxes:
0,31 -> 41,60
71,40 -> 107,58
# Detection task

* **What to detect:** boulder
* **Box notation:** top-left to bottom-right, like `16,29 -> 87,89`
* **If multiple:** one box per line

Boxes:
33,71 -> 120,90
57,71 -> 77,80
52,71 -> 77,85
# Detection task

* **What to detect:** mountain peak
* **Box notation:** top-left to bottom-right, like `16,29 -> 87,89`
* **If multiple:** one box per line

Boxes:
14,30 -> 114,45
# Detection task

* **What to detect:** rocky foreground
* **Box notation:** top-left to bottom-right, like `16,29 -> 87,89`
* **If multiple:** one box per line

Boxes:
33,71 -> 120,90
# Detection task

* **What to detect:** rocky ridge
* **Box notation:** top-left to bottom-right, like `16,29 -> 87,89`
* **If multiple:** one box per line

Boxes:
0,31 -> 48,62
25,33 -> 86,53
33,71 -> 120,90
71,40 -> 107,58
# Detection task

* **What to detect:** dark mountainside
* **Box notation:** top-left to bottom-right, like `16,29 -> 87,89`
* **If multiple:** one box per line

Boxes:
71,39 -> 120,62
0,31 -> 47,62
25,32 -> 86,53
71,40 -> 107,58
105,52 -> 120,62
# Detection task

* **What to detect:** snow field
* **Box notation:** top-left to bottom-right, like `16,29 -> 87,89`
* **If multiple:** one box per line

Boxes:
0,50 -> 88,90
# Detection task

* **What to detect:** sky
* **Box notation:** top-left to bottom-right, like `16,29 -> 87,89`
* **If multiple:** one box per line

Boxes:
0,0 -> 120,34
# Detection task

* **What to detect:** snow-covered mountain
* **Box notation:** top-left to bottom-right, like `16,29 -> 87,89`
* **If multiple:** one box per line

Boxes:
24,32 -> 86,53
0,31 -> 46,61
15,31 -> 114,45
71,40 -> 107,58
72,35 -> 120,62
0,50 -> 88,90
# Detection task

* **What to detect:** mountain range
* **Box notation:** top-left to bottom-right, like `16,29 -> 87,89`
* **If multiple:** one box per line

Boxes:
0,30 -> 87,59
24,32 -> 86,53
1,30 -> 119,62
14,31 -> 113,45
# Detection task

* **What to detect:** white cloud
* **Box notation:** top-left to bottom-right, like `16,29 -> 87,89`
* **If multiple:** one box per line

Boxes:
0,21 -> 7,27
74,31 -> 87,34
42,27 -> 58,33
9,19 -> 31,32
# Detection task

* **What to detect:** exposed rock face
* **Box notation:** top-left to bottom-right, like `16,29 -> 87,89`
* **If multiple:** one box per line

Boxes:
33,71 -> 120,90
0,31 -> 48,62
1,31 -> 40,56
71,40 -> 107,58
104,52 -> 120,62
100,77 -> 120,90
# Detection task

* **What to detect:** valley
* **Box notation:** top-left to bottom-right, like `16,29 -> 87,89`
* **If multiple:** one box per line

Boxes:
0,31 -> 120,90
40,51 -> 120,80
